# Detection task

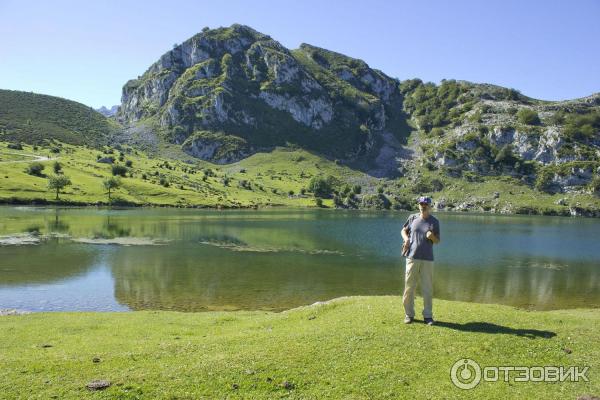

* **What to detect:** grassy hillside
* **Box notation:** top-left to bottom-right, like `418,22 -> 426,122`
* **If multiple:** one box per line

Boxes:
2,139 -> 600,215
0,296 -> 598,399
0,89 -> 115,146
0,140 -> 368,208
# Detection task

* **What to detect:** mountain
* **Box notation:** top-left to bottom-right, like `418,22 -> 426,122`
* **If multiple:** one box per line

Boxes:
117,24 -> 409,176
0,24 -> 598,213
0,89 -> 116,146
117,24 -> 600,188
96,105 -> 119,117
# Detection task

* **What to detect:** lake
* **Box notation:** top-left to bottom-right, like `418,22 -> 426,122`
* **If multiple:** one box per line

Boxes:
0,206 -> 599,312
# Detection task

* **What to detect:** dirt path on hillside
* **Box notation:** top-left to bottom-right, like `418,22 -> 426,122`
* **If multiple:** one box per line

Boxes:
0,152 -> 58,164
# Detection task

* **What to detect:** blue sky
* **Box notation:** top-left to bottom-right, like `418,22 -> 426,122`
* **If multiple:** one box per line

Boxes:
1,0 -> 599,108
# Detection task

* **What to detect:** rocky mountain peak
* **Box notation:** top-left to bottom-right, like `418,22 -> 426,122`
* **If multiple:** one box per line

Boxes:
117,24 -> 408,174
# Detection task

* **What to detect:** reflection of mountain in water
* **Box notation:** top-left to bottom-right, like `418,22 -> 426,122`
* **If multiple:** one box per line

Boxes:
112,244 -> 600,312
110,244 -> 400,312
0,241 -> 98,286
434,256 -> 600,310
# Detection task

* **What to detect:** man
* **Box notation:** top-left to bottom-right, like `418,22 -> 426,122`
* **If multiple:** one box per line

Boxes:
401,196 -> 440,325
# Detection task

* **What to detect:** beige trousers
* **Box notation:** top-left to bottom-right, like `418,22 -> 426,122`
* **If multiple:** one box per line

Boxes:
403,257 -> 434,319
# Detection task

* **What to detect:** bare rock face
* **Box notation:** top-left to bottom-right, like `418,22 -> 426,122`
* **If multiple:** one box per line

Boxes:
550,166 -> 595,192
486,126 -> 566,164
257,92 -> 333,129
181,132 -> 251,164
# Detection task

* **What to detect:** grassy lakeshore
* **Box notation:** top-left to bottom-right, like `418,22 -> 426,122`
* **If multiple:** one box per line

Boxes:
0,296 -> 598,399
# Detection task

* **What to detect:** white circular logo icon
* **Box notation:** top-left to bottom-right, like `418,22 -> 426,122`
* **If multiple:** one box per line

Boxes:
450,358 -> 482,389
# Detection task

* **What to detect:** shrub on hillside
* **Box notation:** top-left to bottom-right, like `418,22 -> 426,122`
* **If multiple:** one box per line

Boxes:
53,161 -> 62,174
563,111 -> 600,141
590,176 -> 600,196
159,176 -> 170,187
494,144 -> 518,165
534,169 -> 555,193
111,164 -> 128,177
26,162 -> 45,176
361,194 -> 391,210
517,108 -> 541,125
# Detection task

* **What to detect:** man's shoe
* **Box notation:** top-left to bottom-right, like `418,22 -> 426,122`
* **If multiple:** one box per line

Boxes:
424,318 -> 435,326
404,316 -> 414,324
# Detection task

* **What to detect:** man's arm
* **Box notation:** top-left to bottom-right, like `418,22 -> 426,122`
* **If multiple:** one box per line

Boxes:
426,220 -> 441,244
401,216 -> 413,255
401,227 -> 410,242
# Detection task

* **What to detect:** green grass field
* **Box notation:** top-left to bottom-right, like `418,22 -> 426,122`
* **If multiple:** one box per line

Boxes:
0,296 -> 598,399
1,140 -> 599,215
0,141 -> 361,208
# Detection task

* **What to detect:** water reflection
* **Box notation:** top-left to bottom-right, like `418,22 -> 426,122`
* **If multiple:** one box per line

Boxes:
110,244 -> 401,311
434,256 -> 600,310
0,242 -> 97,286
0,206 -> 598,312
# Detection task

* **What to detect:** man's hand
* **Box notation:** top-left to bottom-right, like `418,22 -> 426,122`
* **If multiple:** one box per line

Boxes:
402,240 -> 410,255
426,230 -> 439,244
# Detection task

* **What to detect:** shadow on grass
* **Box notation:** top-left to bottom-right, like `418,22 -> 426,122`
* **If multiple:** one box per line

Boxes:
434,321 -> 556,339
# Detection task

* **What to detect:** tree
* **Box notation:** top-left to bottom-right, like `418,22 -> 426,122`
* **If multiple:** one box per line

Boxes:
26,162 -> 45,176
103,176 -> 121,200
53,161 -> 62,174
333,194 -> 343,207
47,175 -> 71,200
308,175 -> 334,198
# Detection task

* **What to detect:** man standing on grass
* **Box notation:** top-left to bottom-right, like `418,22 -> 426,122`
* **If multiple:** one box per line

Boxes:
401,196 -> 440,325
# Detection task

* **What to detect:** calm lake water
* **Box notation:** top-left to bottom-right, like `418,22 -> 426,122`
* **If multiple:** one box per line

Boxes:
0,206 -> 599,312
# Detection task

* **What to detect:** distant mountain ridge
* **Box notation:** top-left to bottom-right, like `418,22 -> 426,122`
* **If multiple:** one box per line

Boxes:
96,105 -> 119,117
